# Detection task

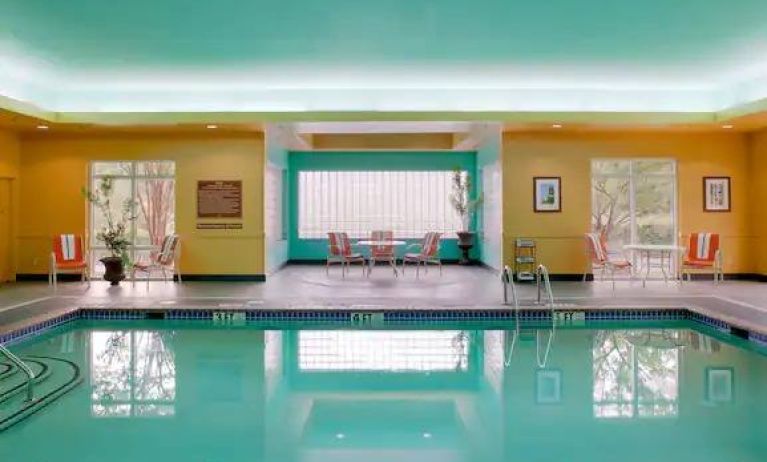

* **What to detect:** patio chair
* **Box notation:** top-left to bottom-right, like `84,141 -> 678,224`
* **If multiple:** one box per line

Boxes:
584,233 -> 631,290
50,234 -> 89,289
681,232 -> 722,283
131,234 -> 181,287
368,230 -> 397,277
403,232 -> 442,277
327,232 -> 365,277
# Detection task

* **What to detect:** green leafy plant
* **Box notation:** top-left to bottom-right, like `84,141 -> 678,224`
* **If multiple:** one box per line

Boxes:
449,167 -> 483,231
82,176 -> 137,265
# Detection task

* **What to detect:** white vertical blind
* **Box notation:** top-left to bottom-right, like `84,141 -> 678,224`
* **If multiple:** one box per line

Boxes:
298,170 -> 462,238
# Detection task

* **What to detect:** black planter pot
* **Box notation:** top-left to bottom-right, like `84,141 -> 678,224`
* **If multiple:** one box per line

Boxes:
100,256 -> 126,286
456,231 -> 475,265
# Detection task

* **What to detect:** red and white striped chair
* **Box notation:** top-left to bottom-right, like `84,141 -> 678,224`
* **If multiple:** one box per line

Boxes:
50,234 -> 89,289
327,232 -> 365,277
584,233 -> 631,289
369,230 -> 397,277
403,232 -> 442,277
681,232 -> 723,282
131,234 -> 181,287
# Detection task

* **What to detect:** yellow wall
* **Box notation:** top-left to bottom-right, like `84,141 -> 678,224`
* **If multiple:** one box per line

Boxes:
17,133 -> 265,276
0,129 -> 20,280
502,131 -> 753,274
748,129 -> 767,275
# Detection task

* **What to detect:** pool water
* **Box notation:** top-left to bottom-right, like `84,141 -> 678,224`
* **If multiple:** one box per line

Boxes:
1,320 -> 766,462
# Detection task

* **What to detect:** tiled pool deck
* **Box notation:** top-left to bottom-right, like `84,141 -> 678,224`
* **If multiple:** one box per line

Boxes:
2,265 -> 767,346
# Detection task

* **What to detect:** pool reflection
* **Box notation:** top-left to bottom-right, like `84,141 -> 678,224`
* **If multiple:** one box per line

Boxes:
5,326 -> 763,462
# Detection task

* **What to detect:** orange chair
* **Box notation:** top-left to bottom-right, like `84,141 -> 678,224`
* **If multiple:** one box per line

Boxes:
327,232 -> 365,277
368,230 -> 397,277
584,233 -> 631,289
681,232 -> 722,282
403,232 -> 442,277
50,234 -> 89,288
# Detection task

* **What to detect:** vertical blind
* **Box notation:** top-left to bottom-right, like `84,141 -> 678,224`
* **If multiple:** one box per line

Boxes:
298,170 -> 462,238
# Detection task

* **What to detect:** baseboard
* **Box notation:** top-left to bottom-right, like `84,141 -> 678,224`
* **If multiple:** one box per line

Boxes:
287,259 -> 465,265
547,274 -> 588,282
179,274 -> 266,282
16,273 -> 83,282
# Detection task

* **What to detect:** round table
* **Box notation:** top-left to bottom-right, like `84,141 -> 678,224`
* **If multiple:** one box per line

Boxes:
356,240 -> 407,276
623,244 -> 684,287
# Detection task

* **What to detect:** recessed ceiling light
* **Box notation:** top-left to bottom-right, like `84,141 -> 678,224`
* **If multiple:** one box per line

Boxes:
36,125 -> 49,130
335,433 -> 345,440
552,124 -> 563,129
721,124 -> 733,129
422,432 -> 433,439
206,124 -> 218,129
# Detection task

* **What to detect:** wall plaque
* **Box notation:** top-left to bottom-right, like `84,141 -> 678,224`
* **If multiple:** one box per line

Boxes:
197,180 -> 242,218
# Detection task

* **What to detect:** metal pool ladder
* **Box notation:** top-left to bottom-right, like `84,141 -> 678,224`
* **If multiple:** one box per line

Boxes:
501,265 -> 521,367
536,264 -> 555,308
0,344 -> 35,402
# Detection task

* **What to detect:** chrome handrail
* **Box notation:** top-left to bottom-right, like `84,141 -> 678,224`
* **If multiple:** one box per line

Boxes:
501,265 -> 521,367
536,264 -> 555,307
501,265 -> 519,309
0,344 -> 35,402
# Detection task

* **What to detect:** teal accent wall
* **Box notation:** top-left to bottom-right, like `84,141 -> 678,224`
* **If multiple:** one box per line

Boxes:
288,150 -> 479,261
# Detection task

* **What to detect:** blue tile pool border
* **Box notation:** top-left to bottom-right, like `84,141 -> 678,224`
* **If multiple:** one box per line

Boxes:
0,306 -> 765,349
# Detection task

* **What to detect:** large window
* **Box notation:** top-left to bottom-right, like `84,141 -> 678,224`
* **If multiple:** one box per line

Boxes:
90,161 -> 175,276
592,331 -> 679,419
90,330 -> 176,417
298,330 -> 470,372
297,170 -> 462,238
591,159 -> 676,270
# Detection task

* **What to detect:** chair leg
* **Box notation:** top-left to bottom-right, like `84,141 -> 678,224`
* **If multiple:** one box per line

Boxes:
438,260 -> 442,275
132,268 -> 137,287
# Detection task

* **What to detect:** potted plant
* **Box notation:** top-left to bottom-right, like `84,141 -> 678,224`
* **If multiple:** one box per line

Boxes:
449,167 -> 483,264
83,176 -> 137,285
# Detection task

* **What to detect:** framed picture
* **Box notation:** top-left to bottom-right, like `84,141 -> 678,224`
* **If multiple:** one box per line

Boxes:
535,369 -> 562,404
703,177 -> 731,212
533,177 -> 561,212
705,367 -> 734,403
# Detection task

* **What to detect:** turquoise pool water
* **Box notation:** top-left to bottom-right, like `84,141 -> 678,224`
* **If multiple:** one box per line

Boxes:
1,320 -> 766,461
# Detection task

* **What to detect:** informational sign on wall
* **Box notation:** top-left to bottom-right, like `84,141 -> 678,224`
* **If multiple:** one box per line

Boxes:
197,180 -> 242,218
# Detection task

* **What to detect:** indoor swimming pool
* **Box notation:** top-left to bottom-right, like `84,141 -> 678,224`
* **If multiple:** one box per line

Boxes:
1,320 -> 766,462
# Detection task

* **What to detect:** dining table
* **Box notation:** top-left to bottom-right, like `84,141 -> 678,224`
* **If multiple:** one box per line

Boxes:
356,240 -> 407,276
623,244 -> 685,287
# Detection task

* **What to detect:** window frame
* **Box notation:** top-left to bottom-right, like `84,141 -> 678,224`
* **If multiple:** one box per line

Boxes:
89,161 -> 176,277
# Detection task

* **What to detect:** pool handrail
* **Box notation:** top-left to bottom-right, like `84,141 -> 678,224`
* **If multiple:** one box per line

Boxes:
0,344 -> 35,402
501,265 -> 519,309
536,264 -> 555,307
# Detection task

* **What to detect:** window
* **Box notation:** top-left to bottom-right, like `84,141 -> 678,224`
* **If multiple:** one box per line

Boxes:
297,170 -> 462,238
89,161 -> 175,276
298,330 -> 470,372
591,159 -> 676,271
90,331 -> 176,417
592,331 -> 679,418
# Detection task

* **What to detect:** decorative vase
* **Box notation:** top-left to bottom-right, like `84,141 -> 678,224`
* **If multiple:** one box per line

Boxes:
456,231 -> 475,265
100,256 -> 126,286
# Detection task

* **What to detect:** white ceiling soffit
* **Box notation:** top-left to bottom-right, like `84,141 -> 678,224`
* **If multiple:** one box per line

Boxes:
293,121 -> 474,134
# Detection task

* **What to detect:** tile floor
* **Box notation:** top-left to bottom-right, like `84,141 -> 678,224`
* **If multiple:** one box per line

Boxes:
1,264 -> 767,335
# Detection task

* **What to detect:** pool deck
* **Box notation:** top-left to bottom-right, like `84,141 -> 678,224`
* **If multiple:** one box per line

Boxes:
2,264 -> 767,336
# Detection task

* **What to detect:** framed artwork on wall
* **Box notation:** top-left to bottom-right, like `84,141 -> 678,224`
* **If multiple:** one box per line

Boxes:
535,369 -> 562,404
533,177 -> 561,213
705,367 -> 734,403
703,177 -> 731,212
